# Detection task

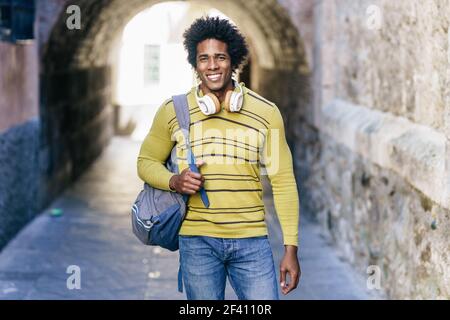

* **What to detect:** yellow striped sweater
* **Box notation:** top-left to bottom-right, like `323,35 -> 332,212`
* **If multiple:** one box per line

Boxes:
137,83 -> 300,246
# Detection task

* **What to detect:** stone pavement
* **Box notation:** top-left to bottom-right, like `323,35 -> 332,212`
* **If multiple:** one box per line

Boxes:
0,137 -> 384,300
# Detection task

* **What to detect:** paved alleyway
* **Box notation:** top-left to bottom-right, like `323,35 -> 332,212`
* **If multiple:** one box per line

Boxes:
0,137 -> 383,300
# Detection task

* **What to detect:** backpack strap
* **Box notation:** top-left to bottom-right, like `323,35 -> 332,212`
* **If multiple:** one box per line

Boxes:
172,94 -> 210,208
172,95 -> 190,134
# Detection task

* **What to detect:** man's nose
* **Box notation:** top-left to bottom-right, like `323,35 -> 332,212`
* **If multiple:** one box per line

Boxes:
207,57 -> 218,70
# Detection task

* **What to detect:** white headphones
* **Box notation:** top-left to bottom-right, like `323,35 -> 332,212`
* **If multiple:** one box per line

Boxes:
195,80 -> 244,116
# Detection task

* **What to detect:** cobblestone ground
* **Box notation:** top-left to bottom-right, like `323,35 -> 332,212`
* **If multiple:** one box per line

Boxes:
0,137 -> 384,300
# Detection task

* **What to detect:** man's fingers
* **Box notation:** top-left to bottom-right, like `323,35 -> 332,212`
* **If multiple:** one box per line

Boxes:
295,270 -> 301,287
182,187 -> 197,195
285,272 -> 298,293
182,163 -> 206,190
279,268 -> 286,289
281,272 -> 299,295
185,160 -> 206,177
181,168 -> 191,175
186,176 -> 202,187
280,267 -> 300,295
187,170 -> 202,180
183,183 -> 200,192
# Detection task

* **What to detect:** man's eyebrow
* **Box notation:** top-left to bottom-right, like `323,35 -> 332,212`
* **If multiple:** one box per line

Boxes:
197,53 -> 228,58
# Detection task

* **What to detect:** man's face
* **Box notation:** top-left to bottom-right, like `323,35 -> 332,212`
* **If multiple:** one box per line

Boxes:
195,38 -> 233,93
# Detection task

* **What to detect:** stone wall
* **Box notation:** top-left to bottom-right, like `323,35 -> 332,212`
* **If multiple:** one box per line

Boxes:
39,66 -> 114,208
0,120 -> 40,250
37,1 -> 117,209
286,0 -> 450,298
332,0 -> 449,133
318,131 -> 449,298
0,42 -> 39,132
0,1 -> 114,251
0,41 -> 40,250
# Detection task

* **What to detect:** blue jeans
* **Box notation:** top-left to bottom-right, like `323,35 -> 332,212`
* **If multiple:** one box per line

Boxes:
178,235 -> 279,300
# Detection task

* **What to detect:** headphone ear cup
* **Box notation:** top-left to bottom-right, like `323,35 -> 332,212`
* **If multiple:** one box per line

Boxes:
224,90 -> 233,112
205,93 -> 221,114
228,92 -> 243,112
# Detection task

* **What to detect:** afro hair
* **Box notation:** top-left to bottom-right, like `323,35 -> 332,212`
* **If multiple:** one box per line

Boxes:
183,16 -> 249,71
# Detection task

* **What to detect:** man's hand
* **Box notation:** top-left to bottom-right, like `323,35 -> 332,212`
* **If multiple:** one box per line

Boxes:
169,160 -> 205,194
279,245 -> 301,295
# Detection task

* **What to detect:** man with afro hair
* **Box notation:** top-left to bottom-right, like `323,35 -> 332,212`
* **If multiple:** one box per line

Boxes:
137,16 -> 301,300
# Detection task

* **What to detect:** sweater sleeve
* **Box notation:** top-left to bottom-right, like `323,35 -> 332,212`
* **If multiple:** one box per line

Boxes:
137,101 -> 176,191
262,105 -> 300,246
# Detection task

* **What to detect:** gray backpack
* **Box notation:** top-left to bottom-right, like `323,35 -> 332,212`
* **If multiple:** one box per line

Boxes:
131,94 -> 209,252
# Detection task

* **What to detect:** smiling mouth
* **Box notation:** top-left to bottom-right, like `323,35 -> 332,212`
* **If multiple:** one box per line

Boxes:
206,73 -> 221,82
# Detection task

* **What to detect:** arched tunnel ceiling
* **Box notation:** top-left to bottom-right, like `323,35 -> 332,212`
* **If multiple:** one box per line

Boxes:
43,0 -> 307,73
